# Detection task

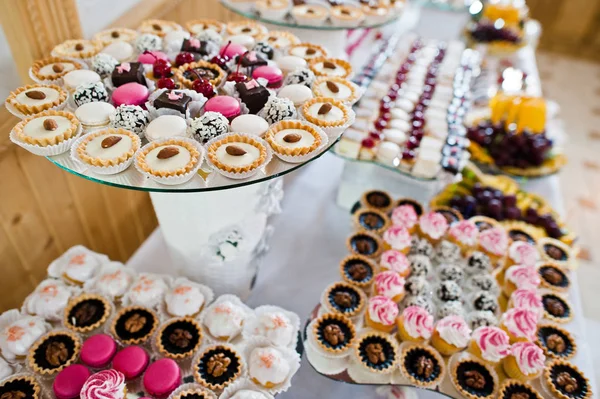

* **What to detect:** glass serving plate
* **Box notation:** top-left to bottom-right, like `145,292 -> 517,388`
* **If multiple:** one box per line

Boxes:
220,0 -> 400,30
46,133 -> 342,193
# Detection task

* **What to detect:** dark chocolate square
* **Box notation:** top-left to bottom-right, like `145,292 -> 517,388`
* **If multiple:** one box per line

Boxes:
237,51 -> 267,69
235,79 -> 270,114
111,62 -> 146,87
181,39 -> 218,57
154,91 -> 192,114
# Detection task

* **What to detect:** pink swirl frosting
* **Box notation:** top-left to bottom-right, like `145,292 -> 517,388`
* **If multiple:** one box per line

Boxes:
501,308 -> 538,341
510,289 -> 543,319
368,296 -> 399,326
418,212 -> 448,240
449,220 -> 479,246
505,265 -> 541,290
374,271 -> 405,300
380,250 -> 410,275
435,316 -> 471,348
479,227 -> 509,256
510,342 -> 546,375
383,225 -> 411,250
402,305 -> 433,339
508,241 -> 539,267
81,369 -> 126,399
471,326 -> 510,362
391,205 -> 418,229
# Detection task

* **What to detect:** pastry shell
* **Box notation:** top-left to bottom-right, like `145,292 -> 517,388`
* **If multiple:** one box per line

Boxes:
301,97 -> 351,128
0,375 -> 41,399
207,133 -> 268,174
27,330 -> 81,376
93,28 -> 138,45
312,313 -> 356,355
13,110 -> 78,147
138,19 -> 183,37
63,293 -> 112,334
258,31 -> 300,49
186,19 -> 225,35
399,342 -> 445,388
110,306 -> 159,345
175,60 -> 225,88
538,237 -> 572,269
535,323 -> 576,360
353,208 -> 390,235
309,57 -> 353,78
193,344 -> 244,391
226,21 -> 268,38
543,359 -> 593,399
353,331 -> 398,374
288,43 -> 329,60
156,317 -> 204,359
339,253 -> 377,288
30,57 -> 82,81
52,39 -> 101,59
346,231 -> 384,259
541,292 -> 573,324
136,138 -> 201,178
265,120 -> 322,157
312,76 -> 360,104
498,379 -> 543,399
7,84 -> 68,116
323,281 -> 366,318
76,128 -> 140,167
537,262 -> 570,292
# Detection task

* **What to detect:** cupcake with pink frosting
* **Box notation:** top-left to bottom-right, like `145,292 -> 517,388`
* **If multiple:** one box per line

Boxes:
468,326 -> 511,365
396,305 -> 434,343
379,250 -> 410,278
373,271 -> 406,303
382,225 -> 411,254
390,205 -> 419,233
417,212 -> 448,244
80,369 -> 126,399
430,315 -> 472,356
503,265 -> 541,297
500,307 -> 538,343
502,341 -> 546,380
507,241 -> 539,268
448,220 -> 479,254
365,295 -> 398,333
509,289 -> 543,320
478,227 -> 509,267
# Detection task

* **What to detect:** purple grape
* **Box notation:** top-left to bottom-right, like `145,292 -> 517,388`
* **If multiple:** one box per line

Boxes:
504,207 -> 521,220
487,198 -> 502,214
503,195 -> 517,207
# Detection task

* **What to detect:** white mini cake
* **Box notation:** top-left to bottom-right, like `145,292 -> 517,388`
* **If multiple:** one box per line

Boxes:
23,279 -> 75,321
0,310 -> 49,360
249,347 -> 290,388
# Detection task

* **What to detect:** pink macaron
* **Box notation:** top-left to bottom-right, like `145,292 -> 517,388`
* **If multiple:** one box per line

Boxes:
53,364 -> 91,399
143,358 -> 181,399
112,346 -> 149,380
138,50 -> 168,64
81,334 -> 117,368
252,65 -> 283,88
220,43 -> 247,59
204,95 -> 241,120
111,82 -> 150,106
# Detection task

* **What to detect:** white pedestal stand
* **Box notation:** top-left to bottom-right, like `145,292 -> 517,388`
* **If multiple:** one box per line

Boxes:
149,178 -> 283,299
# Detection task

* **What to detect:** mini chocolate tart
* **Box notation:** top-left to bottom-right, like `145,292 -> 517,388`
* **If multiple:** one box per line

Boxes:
27,331 -> 81,375
339,254 -> 376,288
544,359 -> 592,399
172,388 -> 213,399
63,294 -> 111,333
346,231 -> 383,258
111,306 -> 159,345
361,190 -> 393,213
157,317 -> 203,359
499,379 -> 543,399
324,282 -> 365,318
507,228 -> 536,245
536,324 -> 576,360
452,358 -> 497,399
400,344 -> 444,388
539,238 -> 571,267
542,293 -> 572,323
0,376 -> 41,399
430,206 -> 463,225
469,216 -> 500,232
313,313 -> 356,354
354,332 -> 398,374
175,61 -> 225,88
394,198 -> 424,216
194,344 -> 243,391
538,263 -> 570,292
353,209 -> 390,235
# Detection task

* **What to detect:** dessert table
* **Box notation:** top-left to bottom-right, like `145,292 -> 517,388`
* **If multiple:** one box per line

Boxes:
127,152 -> 598,399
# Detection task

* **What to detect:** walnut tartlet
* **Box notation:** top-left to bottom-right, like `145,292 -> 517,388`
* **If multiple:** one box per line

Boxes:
0,375 -> 41,399
353,331 -> 398,374
339,254 -> 377,288
52,39 -> 101,59
536,323 -> 576,360
13,110 -> 79,147
27,330 -> 81,376
63,294 -> 112,334
93,28 -> 138,45
185,19 -> 225,35
75,128 -> 140,168
353,208 -> 390,235
7,84 -> 67,116
543,359 -> 592,399
138,19 -> 183,37
175,60 -> 225,88
309,57 -> 353,79
302,97 -> 351,129
264,120 -> 323,157
30,57 -> 82,82
156,317 -> 204,359
346,231 -> 384,259
207,134 -> 268,175
399,343 -> 445,388
110,306 -> 159,345
194,344 -> 244,391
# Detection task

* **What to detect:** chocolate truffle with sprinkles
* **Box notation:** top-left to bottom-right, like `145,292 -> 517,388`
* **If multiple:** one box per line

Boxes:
465,251 -> 492,275
410,237 -> 433,257
438,264 -> 464,282
435,281 -> 462,302
91,53 -> 119,77
252,41 -> 275,60
188,112 -> 229,144
467,310 -> 497,330
405,276 -> 431,297
402,295 -> 434,314
408,255 -> 431,278
467,274 -> 499,293
437,301 -> 465,319
434,240 -> 461,264
261,96 -> 296,124
471,291 -> 498,313
73,82 -> 109,106
195,30 -> 223,45
111,105 -> 149,136
283,67 -> 316,87
135,33 -> 162,53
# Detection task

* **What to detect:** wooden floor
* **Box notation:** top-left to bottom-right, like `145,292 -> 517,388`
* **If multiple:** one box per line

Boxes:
536,51 -> 600,323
